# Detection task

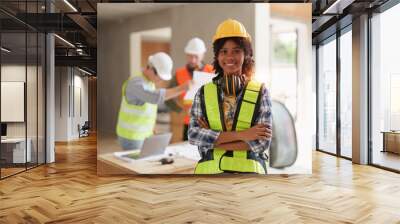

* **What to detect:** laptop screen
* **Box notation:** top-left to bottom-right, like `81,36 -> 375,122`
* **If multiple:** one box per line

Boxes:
1,123 -> 7,137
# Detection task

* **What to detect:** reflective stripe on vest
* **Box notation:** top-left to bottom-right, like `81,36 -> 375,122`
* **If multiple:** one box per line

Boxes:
194,80 -> 267,174
176,64 -> 214,125
194,83 -> 225,174
116,77 -> 157,141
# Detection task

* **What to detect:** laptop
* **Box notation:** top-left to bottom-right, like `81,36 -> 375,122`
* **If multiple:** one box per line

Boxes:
1,123 -> 7,140
114,133 -> 172,161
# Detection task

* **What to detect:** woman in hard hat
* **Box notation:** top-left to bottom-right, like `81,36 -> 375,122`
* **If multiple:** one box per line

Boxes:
116,52 -> 190,150
188,19 -> 272,174
175,37 -> 214,141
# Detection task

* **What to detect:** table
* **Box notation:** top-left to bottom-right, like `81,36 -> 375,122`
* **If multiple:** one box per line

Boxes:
381,131 -> 400,154
97,142 -> 199,175
1,138 -> 31,164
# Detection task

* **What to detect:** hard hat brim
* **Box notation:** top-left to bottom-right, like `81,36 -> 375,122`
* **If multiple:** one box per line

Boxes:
213,35 -> 251,43
158,73 -> 172,81
184,49 -> 206,55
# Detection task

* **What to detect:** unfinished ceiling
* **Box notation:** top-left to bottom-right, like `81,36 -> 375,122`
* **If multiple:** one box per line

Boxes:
8,0 -> 383,75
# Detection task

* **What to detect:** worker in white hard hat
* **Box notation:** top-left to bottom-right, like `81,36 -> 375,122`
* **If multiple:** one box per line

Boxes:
116,52 -> 191,150
174,37 -> 214,141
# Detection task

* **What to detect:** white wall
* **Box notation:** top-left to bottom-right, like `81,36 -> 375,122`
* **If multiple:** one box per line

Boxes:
312,45 -> 317,150
1,63 -> 46,164
254,3 -> 270,84
1,65 -> 36,137
55,67 -> 89,141
55,67 -> 69,141
72,74 -> 89,138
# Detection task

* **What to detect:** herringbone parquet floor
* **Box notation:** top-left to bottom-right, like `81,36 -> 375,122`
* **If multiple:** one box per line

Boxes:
1,134 -> 400,224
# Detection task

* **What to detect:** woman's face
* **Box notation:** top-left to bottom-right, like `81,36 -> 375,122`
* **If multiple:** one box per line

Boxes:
217,39 -> 244,76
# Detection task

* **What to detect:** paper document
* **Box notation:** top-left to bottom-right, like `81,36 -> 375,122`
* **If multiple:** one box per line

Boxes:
165,143 -> 201,160
184,71 -> 216,101
114,150 -> 166,162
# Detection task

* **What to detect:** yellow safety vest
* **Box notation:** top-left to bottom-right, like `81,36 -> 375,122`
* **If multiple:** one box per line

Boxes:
116,76 -> 157,141
194,80 -> 267,174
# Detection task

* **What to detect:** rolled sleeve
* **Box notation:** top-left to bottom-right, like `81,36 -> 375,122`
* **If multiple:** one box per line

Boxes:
188,88 -> 221,153
246,85 -> 272,153
157,88 -> 166,105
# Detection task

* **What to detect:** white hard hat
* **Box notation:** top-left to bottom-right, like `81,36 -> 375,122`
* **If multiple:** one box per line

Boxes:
148,52 -> 173,81
184,37 -> 206,55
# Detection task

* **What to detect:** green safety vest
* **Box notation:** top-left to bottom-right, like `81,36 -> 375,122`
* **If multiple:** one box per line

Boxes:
194,80 -> 267,174
116,76 -> 157,141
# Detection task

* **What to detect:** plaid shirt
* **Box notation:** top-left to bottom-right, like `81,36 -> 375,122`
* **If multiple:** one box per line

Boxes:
188,78 -> 272,157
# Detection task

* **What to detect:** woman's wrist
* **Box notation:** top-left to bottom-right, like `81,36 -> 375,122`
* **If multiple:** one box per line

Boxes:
234,130 -> 241,140
215,130 -> 241,145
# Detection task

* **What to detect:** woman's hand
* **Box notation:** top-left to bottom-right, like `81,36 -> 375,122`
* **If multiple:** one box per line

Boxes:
238,124 -> 272,141
197,117 -> 209,129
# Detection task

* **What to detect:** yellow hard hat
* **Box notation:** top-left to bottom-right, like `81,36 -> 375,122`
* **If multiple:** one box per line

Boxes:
213,19 -> 251,43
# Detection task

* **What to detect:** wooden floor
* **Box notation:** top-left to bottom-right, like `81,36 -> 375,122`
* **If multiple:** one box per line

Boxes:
1,163 -> 45,178
1,167 -> 26,178
1,135 -> 400,223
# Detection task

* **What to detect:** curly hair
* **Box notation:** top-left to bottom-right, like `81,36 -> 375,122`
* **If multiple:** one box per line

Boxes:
212,37 -> 255,80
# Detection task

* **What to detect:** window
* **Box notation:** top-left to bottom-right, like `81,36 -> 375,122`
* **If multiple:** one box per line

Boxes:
371,3 -> 400,171
317,37 -> 337,154
340,29 -> 352,158
0,1 -> 47,179
270,29 -> 298,119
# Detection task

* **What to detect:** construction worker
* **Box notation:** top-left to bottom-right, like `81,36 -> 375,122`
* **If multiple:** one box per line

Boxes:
116,52 -> 190,150
175,37 -> 214,141
188,19 -> 273,174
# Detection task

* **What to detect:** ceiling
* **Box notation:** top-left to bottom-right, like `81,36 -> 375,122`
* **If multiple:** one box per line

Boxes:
312,0 -> 391,44
0,1 -> 189,75
2,0 -> 398,75
97,3 -> 186,22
